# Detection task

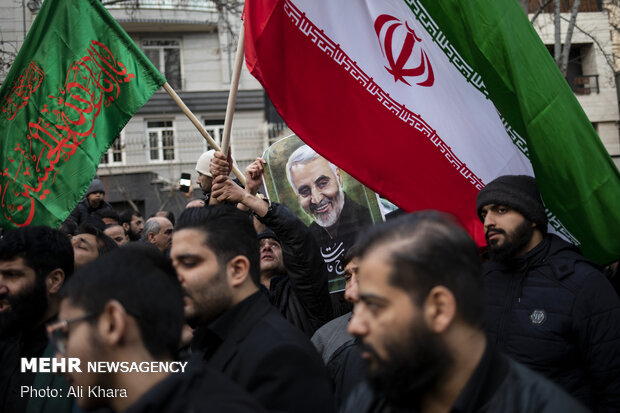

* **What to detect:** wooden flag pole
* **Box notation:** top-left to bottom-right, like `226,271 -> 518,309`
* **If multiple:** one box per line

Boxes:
163,82 -> 246,187
220,23 -> 245,156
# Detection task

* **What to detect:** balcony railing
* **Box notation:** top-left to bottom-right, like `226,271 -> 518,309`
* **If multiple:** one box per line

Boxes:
568,74 -> 600,95
28,0 -> 218,13
527,0 -> 602,13
103,0 -> 217,12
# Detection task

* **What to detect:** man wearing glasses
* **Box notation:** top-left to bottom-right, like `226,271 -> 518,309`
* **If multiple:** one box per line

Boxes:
0,226 -> 74,413
49,244 -> 264,412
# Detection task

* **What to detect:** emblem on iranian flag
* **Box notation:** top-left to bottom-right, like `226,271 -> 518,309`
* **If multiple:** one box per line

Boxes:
374,14 -> 434,87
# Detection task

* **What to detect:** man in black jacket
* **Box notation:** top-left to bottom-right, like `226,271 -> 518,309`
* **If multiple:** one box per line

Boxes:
210,158 -> 332,337
54,244 -> 264,413
0,226 -> 74,413
343,212 -> 587,413
477,175 -> 620,412
171,205 -> 335,413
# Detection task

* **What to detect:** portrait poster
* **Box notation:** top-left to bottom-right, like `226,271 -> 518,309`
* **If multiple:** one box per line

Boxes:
262,135 -> 384,293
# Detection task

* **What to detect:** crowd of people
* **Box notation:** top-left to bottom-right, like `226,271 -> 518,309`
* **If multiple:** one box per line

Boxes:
0,148 -> 619,413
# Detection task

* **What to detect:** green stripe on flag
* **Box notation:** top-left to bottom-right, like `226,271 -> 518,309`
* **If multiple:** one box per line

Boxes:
413,0 -> 620,264
0,0 -> 165,229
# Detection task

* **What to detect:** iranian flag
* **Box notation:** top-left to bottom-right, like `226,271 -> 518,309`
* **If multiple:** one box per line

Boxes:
244,0 -> 620,264
0,0 -> 165,229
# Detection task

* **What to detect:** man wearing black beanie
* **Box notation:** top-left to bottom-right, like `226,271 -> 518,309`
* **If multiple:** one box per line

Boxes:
477,175 -> 620,412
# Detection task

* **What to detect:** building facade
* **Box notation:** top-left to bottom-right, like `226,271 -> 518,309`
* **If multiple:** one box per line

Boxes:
527,0 -> 620,169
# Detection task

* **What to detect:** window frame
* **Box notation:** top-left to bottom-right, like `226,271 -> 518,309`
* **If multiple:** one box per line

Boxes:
202,118 -> 225,152
141,38 -> 183,90
100,131 -> 125,166
145,120 -> 176,163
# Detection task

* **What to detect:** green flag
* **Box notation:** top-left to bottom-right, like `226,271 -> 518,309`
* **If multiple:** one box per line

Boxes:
421,0 -> 620,264
0,0 -> 165,229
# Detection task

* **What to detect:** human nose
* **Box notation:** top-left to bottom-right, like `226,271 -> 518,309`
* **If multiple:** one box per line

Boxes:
172,262 -> 184,284
347,305 -> 368,338
344,280 -> 359,304
310,186 -> 322,204
483,212 -> 495,229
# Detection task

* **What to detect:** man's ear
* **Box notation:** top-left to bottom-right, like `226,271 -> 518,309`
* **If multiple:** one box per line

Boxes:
423,286 -> 456,334
97,300 -> 127,348
226,255 -> 251,288
45,269 -> 65,295
336,167 -> 343,186
122,222 -> 130,232
147,231 -> 156,243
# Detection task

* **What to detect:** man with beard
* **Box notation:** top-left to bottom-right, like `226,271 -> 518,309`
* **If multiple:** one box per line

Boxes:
171,205 -> 334,413
52,244 -> 265,413
344,211 -> 587,413
119,209 -> 145,241
195,149 -> 216,201
477,175 -> 620,412
0,226 -> 74,413
286,145 -> 373,316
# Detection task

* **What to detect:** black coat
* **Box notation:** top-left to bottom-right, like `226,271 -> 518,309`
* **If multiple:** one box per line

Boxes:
308,194 -> 373,283
191,292 -> 335,413
0,323 -> 72,413
259,203 -> 332,336
342,346 -> 588,413
484,234 -> 620,412
0,326 -> 48,413
67,197 -> 113,226
125,357 -> 266,413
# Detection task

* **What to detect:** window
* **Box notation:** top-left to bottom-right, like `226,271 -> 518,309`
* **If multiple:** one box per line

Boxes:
146,120 -> 175,161
142,39 -> 181,90
100,134 -> 124,165
203,119 -> 225,151
545,44 -> 599,95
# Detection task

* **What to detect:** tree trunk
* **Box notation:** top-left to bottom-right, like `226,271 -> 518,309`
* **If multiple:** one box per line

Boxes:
561,0 -> 582,75
554,0 -> 562,65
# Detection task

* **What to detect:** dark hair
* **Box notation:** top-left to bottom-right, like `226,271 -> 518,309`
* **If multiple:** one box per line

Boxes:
357,211 -> 484,328
76,223 -> 118,255
60,244 -> 184,358
176,205 -> 260,286
342,244 -> 361,269
59,219 -> 78,238
119,209 -> 142,226
0,226 -> 74,281
94,208 -> 120,224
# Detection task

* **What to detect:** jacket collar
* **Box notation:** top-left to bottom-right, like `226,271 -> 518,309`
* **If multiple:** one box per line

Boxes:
485,234 -> 550,273
191,291 -> 271,369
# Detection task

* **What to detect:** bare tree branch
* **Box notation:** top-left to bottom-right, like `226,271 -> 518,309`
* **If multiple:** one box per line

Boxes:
531,0 -> 554,23
559,14 -> 616,73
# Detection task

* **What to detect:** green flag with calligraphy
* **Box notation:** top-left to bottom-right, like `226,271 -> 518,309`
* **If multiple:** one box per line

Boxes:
0,0 -> 165,228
